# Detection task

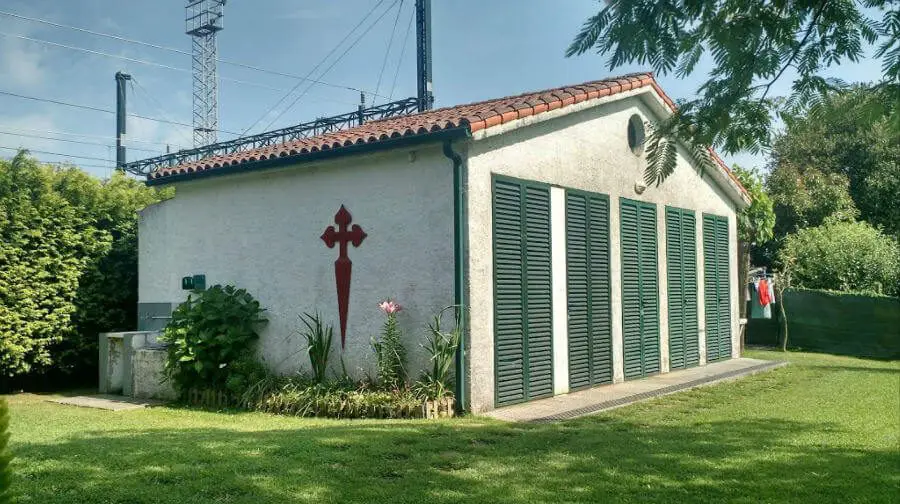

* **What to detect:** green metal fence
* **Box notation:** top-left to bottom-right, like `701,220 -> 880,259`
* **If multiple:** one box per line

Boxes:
746,289 -> 900,359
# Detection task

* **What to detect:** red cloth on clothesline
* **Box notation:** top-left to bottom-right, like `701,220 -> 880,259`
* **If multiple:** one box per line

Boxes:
758,278 -> 771,307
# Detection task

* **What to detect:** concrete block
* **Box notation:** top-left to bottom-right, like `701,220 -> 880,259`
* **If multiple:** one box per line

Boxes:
99,331 -> 163,396
132,348 -> 177,401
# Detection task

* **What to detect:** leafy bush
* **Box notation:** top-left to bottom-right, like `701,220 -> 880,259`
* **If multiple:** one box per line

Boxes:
297,312 -> 333,384
0,399 -> 10,504
733,165 -> 775,246
160,285 -> 268,396
55,169 -> 171,381
0,153 -> 168,384
242,376 -> 422,419
371,300 -> 407,390
779,221 -> 900,296
414,306 -> 461,400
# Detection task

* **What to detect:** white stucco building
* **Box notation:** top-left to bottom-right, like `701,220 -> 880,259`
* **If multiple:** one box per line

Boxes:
138,72 -> 749,413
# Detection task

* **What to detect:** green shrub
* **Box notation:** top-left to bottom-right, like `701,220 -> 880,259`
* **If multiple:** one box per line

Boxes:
242,376 -> 422,419
779,220 -> 900,296
372,300 -> 407,390
0,153 -> 169,385
160,285 -> 268,396
56,170 -> 172,381
414,306 -> 461,400
297,313 -> 333,384
0,399 -> 10,504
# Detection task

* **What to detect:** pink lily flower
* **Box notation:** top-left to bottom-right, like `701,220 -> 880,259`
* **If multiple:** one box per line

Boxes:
378,299 -> 402,315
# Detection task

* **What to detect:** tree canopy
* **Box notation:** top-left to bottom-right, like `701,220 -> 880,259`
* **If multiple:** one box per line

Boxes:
733,165 -> 775,246
779,220 -> 899,295
568,0 -> 900,185
770,86 -> 899,236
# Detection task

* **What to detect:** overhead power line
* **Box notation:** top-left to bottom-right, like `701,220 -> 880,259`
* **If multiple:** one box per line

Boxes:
243,0 -> 388,135
261,0 -> 402,132
130,78 -> 194,148
0,145 -> 114,163
0,128 -> 162,154
374,0 -> 405,101
388,7 -> 416,102
0,124 -> 179,147
41,160 -> 116,170
0,9 -> 385,99
0,89 -> 110,115
0,89 -> 240,134
0,153 -> 114,171
0,31 -> 296,93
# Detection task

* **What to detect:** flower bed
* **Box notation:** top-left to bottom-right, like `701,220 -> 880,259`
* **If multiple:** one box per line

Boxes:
160,287 -> 461,419
241,378 -> 429,419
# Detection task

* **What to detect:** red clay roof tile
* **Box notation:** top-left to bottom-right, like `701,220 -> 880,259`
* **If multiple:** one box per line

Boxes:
149,72 -> 746,197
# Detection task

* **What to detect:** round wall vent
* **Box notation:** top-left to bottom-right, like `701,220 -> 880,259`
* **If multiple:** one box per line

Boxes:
627,114 -> 646,156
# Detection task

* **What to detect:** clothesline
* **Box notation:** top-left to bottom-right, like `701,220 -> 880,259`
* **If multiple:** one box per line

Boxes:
748,275 -> 776,319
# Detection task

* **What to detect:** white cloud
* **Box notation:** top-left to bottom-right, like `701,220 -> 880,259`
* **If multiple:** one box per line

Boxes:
127,115 -> 193,154
0,113 -> 62,152
0,36 -> 47,88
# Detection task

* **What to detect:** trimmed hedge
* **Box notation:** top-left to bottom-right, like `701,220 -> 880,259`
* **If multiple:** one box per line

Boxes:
747,288 -> 900,358
0,154 -> 170,388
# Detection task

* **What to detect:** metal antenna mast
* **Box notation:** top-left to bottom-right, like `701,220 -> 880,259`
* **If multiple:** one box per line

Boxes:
114,71 -> 131,170
415,0 -> 433,112
125,0 -> 435,175
186,0 -> 225,147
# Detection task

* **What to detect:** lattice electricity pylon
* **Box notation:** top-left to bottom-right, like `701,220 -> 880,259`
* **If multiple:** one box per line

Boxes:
186,0 -> 225,147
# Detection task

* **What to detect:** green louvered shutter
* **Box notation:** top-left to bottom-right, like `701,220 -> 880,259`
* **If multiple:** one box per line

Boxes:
715,217 -> 732,360
639,203 -> 660,375
620,199 -> 643,379
703,214 -> 731,362
666,208 -> 686,369
588,195 -> 613,385
621,198 -> 659,379
566,194 -> 591,389
566,191 -> 612,390
524,185 -> 553,399
494,179 -> 525,404
682,211 -> 699,367
493,177 -> 553,406
666,207 -> 699,370
703,214 -> 720,362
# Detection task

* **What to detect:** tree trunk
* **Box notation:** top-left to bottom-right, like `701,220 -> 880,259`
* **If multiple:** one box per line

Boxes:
778,283 -> 789,352
738,241 -> 750,354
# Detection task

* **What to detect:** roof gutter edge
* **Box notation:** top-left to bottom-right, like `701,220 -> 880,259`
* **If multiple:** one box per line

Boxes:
145,126 -> 472,187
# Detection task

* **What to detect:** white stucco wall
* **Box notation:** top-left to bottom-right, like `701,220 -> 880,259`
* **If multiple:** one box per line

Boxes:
139,146 -> 456,379
464,88 -> 741,413
550,186 -> 569,395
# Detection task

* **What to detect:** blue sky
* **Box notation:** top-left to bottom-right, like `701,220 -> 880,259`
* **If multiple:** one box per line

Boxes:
0,0 -> 886,178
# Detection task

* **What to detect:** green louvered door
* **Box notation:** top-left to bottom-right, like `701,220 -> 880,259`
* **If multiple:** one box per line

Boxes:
666,207 -> 699,370
620,198 -> 660,379
703,214 -> 732,362
566,191 -> 612,390
493,177 -> 553,406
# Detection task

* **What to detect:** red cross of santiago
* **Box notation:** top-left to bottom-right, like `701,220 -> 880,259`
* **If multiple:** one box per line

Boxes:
321,205 -> 367,348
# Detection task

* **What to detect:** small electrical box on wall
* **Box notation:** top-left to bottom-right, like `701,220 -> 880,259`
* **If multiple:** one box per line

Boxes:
181,274 -> 206,291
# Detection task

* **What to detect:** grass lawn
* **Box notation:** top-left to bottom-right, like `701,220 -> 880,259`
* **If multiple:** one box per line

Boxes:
4,349 -> 898,503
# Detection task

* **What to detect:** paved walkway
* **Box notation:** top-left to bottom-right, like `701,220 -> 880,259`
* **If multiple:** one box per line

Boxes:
484,358 -> 786,423
49,394 -> 165,411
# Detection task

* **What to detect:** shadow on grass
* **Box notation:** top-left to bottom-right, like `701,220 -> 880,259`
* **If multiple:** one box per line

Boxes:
11,415 -> 898,504
802,365 -> 900,374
